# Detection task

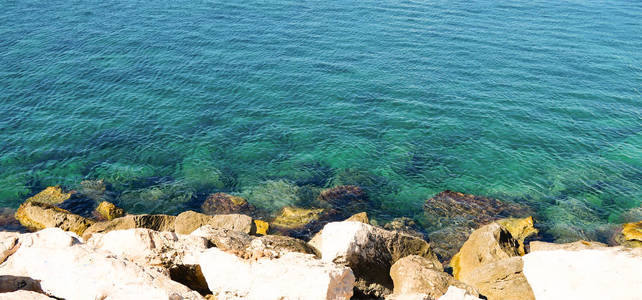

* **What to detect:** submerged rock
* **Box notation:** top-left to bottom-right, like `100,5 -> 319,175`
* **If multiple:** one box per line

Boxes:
25,186 -> 72,205
384,217 -> 426,240
94,201 -> 125,221
423,191 -> 533,230
0,228 -> 204,300
197,247 -> 354,300
270,206 -> 338,239
82,214 -> 175,240
423,191 -> 532,262
523,245 -> 642,300
201,192 -> 254,216
316,185 -> 368,216
319,221 -> 439,298
15,201 -> 94,236
174,210 -> 254,235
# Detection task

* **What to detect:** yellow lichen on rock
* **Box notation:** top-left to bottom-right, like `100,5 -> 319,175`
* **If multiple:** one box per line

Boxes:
15,201 -> 94,236
95,201 -> 125,221
26,186 -> 72,205
253,220 -> 269,235
618,221 -> 642,248
271,207 -> 325,229
496,216 -> 538,255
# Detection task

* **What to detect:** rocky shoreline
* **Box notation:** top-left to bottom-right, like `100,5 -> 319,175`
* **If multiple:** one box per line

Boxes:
0,184 -> 640,299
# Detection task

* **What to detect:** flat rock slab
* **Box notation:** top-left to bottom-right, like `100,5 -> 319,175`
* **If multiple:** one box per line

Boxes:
523,247 -> 642,300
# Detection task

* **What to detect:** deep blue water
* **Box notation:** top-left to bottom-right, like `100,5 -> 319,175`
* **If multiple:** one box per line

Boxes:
1,0 -> 641,242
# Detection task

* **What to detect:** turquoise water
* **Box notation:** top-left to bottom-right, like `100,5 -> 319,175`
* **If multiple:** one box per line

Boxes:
1,1 -> 641,241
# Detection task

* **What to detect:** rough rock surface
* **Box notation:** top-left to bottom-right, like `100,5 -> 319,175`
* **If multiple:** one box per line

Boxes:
389,255 -> 477,300
450,223 -> 520,280
0,290 -> 55,300
15,201 -> 94,236
198,247 -> 354,300
427,225 -> 473,263
495,216 -> 538,255
87,228 -> 208,268
271,206 -> 326,229
0,228 -> 204,300
175,211 -> 254,235
247,235 -> 318,257
320,221 -> 439,298
25,186 -> 72,205
82,214 -> 175,240
201,193 -> 255,215
523,246 -> 642,300
94,201 -> 125,221
459,257 -> 534,300
346,212 -> 370,224
190,225 -> 253,251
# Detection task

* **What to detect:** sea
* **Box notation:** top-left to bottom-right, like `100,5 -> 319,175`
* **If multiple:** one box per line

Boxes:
1,0 -> 640,242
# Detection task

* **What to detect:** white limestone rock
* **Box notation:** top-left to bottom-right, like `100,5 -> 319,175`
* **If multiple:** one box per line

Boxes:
522,246 -> 642,300
438,286 -> 483,300
198,247 -> 354,300
0,228 -> 204,300
87,228 -> 208,268
0,290 -> 55,300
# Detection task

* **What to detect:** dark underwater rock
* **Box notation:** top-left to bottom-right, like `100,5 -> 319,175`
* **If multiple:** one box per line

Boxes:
201,193 -> 255,216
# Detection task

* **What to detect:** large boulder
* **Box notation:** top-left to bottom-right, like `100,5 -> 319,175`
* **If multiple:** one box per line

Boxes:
319,221 -> 439,298
389,255 -> 477,300
459,257 -> 534,300
246,235 -> 319,258
386,286 -> 482,300
201,193 -> 255,215
25,186 -> 72,205
87,228 -> 211,295
174,211 -> 254,235
15,201 -> 94,236
198,247 -> 354,299
81,214 -> 175,240
523,246 -> 642,300
450,223 -> 520,280
423,191 -> 532,261
0,228 -> 204,300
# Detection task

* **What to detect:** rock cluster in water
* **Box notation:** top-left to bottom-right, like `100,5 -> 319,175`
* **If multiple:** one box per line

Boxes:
0,185 -> 640,299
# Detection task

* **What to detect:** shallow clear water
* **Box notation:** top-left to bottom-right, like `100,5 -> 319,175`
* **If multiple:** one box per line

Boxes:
1,0 -> 640,241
